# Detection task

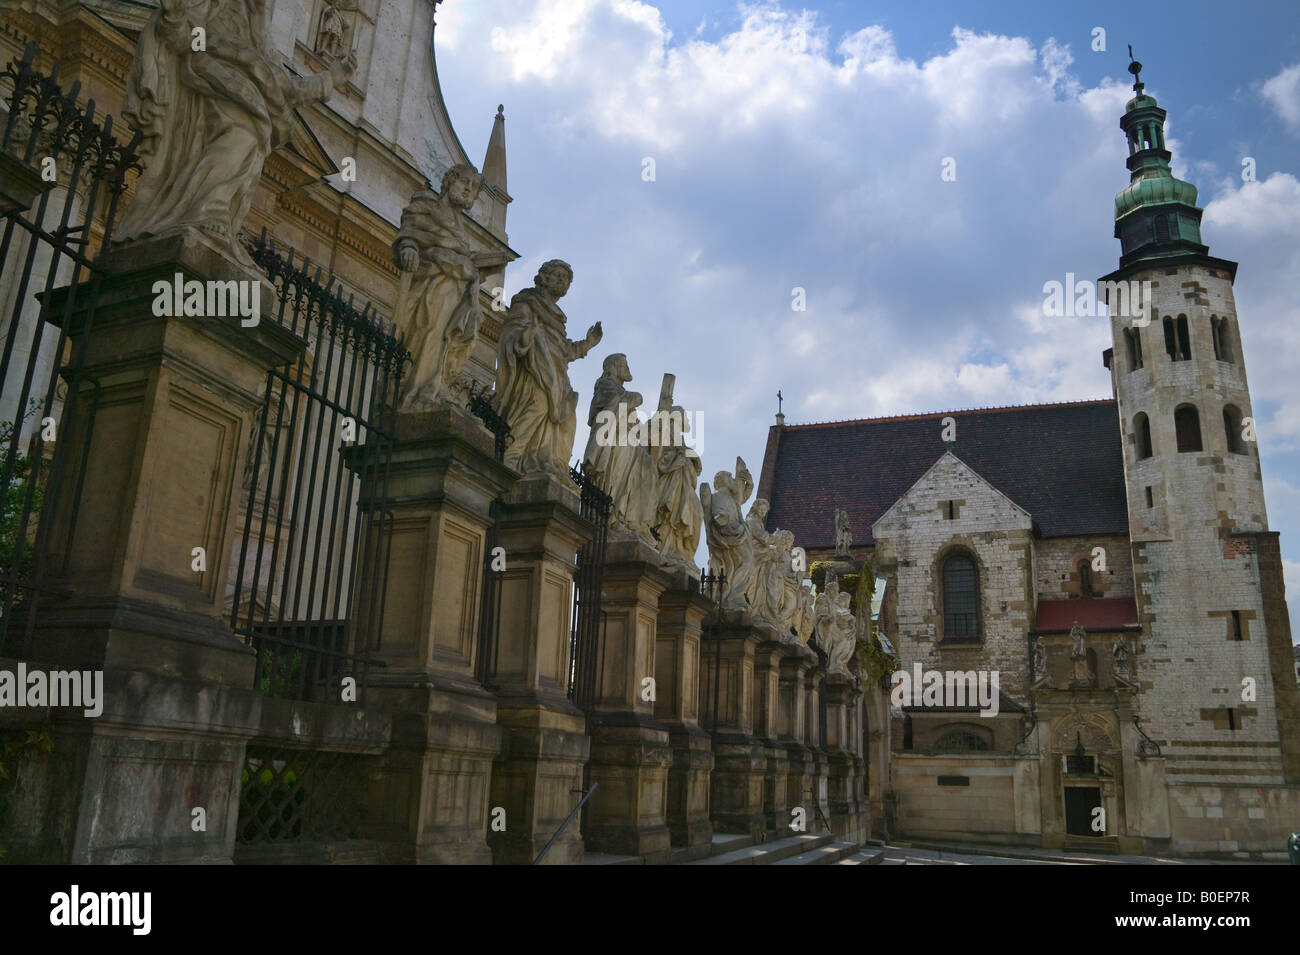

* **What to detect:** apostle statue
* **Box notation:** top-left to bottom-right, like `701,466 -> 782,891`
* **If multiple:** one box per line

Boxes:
583,354 -> 658,541
834,507 -> 853,557
118,0 -> 356,268
316,2 -> 347,59
791,584 -> 816,645
651,375 -> 703,572
700,457 -> 756,612
744,498 -> 801,634
392,163 -> 508,412
814,574 -> 856,676
494,260 -> 602,480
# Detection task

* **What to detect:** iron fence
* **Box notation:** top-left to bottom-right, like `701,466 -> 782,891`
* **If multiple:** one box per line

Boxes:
0,47 -> 140,657
566,461 -> 611,712
229,232 -> 408,703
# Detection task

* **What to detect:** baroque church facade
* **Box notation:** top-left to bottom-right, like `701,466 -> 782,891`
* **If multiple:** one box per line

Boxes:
759,61 -> 1300,856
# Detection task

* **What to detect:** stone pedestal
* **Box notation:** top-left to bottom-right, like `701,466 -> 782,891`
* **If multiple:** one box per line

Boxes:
703,611 -> 772,837
584,535 -> 673,862
654,572 -> 714,856
754,638 -> 789,832
19,230 -> 300,862
488,474 -> 593,864
805,662 -> 831,829
359,405 -> 516,864
778,643 -> 816,824
824,672 -> 865,843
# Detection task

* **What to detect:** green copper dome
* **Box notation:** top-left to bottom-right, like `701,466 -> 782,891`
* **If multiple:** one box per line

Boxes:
1114,167 -> 1200,219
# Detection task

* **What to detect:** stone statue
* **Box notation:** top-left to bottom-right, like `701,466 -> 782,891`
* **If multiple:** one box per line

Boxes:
814,574 -> 856,676
1070,621 -> 1091,684
494,261 -> 601,480
744,498 -> 802,635
1113,638 -> 1131,681
118,0 -> 356,268
700,457 -> 756,612
792,584 -> 816,645
583,354 -> 658,541
834,507 -> 852,557
652,378 -> 703,571
316,2 -> 347,59
392,164 -> 509,412
1032,635 -> 1046,682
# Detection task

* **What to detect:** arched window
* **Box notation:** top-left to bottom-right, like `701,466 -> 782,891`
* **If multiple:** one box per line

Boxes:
1175,404 -> 1202,452
1210,316 -> 1222,360
1134,412 -> 1153,459
1176,314 -> 1191,360
1078,559 -> 1096,597
1163,317 -> 1177,360
941,553 -> 980,640
1223,404 -> 1245,455
1213,316 -> 1234,363
1124,328 -> 1144,371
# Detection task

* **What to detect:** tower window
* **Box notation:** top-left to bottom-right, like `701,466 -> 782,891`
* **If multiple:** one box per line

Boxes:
1227,708 -> 1237,731
1176,315 -> 1191,360
1154,215 -> 1170,243
1135,412 -> 1153,460
941,553 -> 979,640
1078,559 -> 1097,597
1163,316 -> 1191,361
1223,405 -> 1245,455
1144,486 -> 1154,508
1124,327 -> 1144,371
1211,316 -> 1234,363
1175,404 -> 1202,452
1231,611 -> 1244,641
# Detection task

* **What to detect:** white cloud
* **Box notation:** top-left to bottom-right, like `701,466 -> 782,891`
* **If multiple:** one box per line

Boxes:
1261,63 -> 1300,132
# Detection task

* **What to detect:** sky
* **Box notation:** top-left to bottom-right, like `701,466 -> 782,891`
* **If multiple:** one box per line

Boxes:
429,0 -> 1300,616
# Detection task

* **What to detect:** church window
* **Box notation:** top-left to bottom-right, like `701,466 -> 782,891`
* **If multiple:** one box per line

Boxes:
1163,317 -> 1177,359
1135,413 -> 1153,459
1176,314 -> 1191,359
1124,328 -> 1144,371
1223,404 -> 1245,454
1175,404 -> 1202,452
941,553 -> 979,640
1078,560 -> 1097,597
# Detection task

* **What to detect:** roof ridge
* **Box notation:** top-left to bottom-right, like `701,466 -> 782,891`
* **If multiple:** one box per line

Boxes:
781,397 -> 1116,429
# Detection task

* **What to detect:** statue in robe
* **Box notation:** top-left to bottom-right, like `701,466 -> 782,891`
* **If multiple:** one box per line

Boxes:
493,260 -> 602,480
118,0 -> 356,268
700,457 -> 756,612
652,399 -> 703,572
583,354 -> 657,540
393,163 -> 508,412
834,507 -> 853,557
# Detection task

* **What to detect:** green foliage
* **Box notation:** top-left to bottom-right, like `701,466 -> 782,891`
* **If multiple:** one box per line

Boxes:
0,402 -> 45,583
257,645 -> 304,699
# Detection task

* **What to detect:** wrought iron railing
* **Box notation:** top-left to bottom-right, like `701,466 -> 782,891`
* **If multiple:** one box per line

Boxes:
229,232 -> 408,702
236,745 -> 375,845
566,461 -> 611,712
0,47 -> 141,657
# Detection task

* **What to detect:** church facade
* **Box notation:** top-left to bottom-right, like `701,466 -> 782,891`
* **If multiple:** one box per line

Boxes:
759,62 -> 1300,857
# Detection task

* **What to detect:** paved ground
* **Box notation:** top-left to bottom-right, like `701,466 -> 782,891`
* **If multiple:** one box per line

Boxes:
881,843 -> 1274,865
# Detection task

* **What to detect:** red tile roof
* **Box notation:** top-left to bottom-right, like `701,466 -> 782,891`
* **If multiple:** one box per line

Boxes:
1034,597 -> 1140,633
758,399 -> 1129,548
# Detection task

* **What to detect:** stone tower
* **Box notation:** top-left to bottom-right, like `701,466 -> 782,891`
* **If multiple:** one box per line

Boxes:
1101,55 -> 1300,847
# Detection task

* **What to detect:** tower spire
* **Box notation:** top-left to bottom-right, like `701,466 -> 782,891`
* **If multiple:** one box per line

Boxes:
482,104 -> 507,196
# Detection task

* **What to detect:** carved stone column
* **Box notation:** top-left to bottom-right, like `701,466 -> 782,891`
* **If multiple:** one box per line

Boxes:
583,536 -> 673,862
654,571 -> 714,857
754,638 -> 789,832
488,474 -> 594,864
779,643 -> 816,826
359,404 -> 516,864
824,671 -> 864,843
703,610 -> 771,837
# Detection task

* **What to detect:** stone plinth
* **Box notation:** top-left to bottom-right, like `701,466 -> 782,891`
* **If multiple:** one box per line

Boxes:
754,638 -> 790,832
703,611 -> 773,838
654,570 -> 714,856
489,473 -> 593,864
805,661 -> 831,828
584,535 -> 673,862
14,230 -> 302,862
778,643 -> 816,825
824,672 -> 866,843
358,404 -> 516,864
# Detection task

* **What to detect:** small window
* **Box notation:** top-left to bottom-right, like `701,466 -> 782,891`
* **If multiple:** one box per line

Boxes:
902,715 -> 913,751
1163,317 -> 1177,360
941,554 -> 979,640
1224,405 -> 1245,455
1124,328 -> 1144,371
1135,412 -> 1153,460
1210,316 -> 1222,360
1218,318 -> 1234,363
1175,404 -> 1202,452
1227,708 -> 1237,731
1231,611 -> 1244,641
1078,560 -> 1095,597
1145,486 -> 1154,508
1176,315 -> 1191,360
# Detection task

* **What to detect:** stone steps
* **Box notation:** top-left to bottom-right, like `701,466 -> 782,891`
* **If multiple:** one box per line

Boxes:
770,841 -> 860,865
686,833 -> 833,865
830,847 -> 886,865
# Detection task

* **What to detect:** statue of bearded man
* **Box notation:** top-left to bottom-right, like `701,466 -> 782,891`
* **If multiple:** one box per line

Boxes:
583,353 -> 657,540
118,0 -> 355,267
700,457 -> 756,612
494,260 -> 602,480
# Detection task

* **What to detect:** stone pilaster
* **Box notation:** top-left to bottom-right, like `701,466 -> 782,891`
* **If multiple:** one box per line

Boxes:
805,661 -> 831,829
754,638 -> 789,832
779,643 -> 816,826
584,535 -> 673,862
359,404 -> 516,864
703,610 -> 771,837
654,572 -> 714,856
21,230 -> 300,862
488,474 -> 593,865
824,672 -> 865,843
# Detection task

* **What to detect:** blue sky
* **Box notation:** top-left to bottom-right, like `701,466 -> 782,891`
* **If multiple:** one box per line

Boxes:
431,0 -> 1300,613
